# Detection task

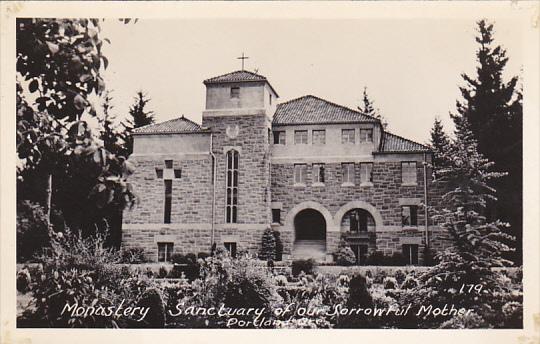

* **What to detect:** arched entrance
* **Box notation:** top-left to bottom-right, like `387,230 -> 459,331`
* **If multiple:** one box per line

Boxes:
293,208 -> 326,259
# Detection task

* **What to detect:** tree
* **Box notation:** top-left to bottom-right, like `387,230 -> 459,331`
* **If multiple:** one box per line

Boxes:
259,227 -> 276,261
416,116 -> 514,326
429,118 -> 451,178
358,87 -> 388,129
334,238 -> 356,266
98,90 -> 126,158
273,230 -> 283,261
123,90 -> 155,156
451,19 -> 522,263
16,18 -> 135,243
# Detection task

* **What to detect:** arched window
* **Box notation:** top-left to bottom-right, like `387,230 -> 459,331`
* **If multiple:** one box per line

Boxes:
226,150 -> 239,223
340,208 -> 375,232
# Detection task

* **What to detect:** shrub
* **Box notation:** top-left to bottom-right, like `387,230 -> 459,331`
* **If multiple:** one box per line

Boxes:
439,312 -> 489,329
401,275 -> 419,289
394,269 -> 406,285
121,247 -> 147,264
168,253 -> 201,281
366,251 -> 385,266
291,259 -> 316,277
18,229 -> 152,328
157,266 -> 168,278
259,227 -> 276,261
197,252 -> 210,260
372,269 -> 387,284
383,276 -> 398,290
390,252 -> 406,266
501,301 -> 523,328
334,239 -> 356,266
273,230 -> 283,261
336,273 -> 374,328
17,201 -> 50,263
134,288 -> 165,328
17,267 -> 32,293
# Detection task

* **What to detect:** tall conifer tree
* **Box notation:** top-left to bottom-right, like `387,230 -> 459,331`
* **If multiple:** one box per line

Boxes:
358,87 -> 388,129
429,118 -> 451,178
123,91 -> 155,156
451,20 -> 522,263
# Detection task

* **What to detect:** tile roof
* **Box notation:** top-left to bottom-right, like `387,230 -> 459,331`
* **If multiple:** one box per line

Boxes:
273,95 -> 378,125
132,116 -> 208,135
203,70 -> 268,84
379,132 -> 430,153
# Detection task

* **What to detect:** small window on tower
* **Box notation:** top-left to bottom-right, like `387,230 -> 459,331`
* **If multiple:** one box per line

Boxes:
269,94 -> 272,105
174,169 -> 182,178
272,209 -> 281,224
231,87 -> 240,99
165,160 -> 173,169
155,168 -> 163,179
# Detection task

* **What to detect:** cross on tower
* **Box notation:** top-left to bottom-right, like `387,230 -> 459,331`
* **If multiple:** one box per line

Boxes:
237,52 -> 249,70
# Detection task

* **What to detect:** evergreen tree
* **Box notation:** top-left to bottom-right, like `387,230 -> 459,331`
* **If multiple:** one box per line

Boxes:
273,230 -> 283,261
358,87 -> 388,129
259,227 -> 276,261
429,118 -> 451,178
123,90 -> 155,156
98,91 -> 126,158
416,116 -> 514,326
452,19 -> 522,263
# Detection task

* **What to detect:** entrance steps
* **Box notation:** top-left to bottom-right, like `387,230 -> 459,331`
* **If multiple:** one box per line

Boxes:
292,240 -> 327,260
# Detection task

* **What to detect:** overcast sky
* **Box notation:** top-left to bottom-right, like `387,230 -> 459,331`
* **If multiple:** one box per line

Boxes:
98,17 -> 522,144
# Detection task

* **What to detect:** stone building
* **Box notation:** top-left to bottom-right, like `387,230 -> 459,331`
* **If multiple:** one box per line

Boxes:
122,70 -> 450,265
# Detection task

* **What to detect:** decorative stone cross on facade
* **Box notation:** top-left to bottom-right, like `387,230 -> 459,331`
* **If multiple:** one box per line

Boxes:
237,52 -> 249,70
155,160 -> 181,224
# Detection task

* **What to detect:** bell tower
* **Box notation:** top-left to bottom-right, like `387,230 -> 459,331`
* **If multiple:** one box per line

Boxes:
201,70 -> 279,250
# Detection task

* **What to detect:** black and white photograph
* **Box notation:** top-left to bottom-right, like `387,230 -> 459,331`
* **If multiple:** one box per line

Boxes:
1,1 -> 539,342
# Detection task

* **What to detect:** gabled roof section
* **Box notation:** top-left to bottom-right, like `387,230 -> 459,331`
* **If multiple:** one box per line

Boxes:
132,116 -> 208,135
379,132 -> 430,153
203,70 -> 279,97
273,95 -> 379,125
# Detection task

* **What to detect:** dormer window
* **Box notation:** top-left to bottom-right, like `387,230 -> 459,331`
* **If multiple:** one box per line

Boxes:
230,87 -> 240,99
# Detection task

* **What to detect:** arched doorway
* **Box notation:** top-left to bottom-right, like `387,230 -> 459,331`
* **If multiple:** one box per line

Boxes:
340,208 -> 376,265
293,209 -> 326,259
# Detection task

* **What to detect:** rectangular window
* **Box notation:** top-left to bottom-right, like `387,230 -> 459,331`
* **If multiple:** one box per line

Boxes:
272,209 -> 281,224
174,169 -> 182,178
401,161 -> 417,184
273,131 -> 286,145
312,130 -> 326,145
342,129 -> 355,144
360,163 -> 373,184
294,130 -> 308,144
157,242 -> 174,262
402,244 -> 419,265
224,242 -> 237,258
360,129 -> 373,143
293,164 -> 307,184
165,160 -> 173,169
164,180 -> 172,224
230,87 -> 240,99
226,150 -> 239,223
312,163 -> 325,184
342,163 -> 355,184
269,94 -> 272,105
401,205 -> 418,226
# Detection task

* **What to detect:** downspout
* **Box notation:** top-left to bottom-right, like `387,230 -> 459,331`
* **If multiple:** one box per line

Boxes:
423,152 -> 430,249
210,133 -> 217,248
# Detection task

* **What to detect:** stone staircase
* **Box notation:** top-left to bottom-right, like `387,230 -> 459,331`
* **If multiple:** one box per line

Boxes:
292,240 -> 327,260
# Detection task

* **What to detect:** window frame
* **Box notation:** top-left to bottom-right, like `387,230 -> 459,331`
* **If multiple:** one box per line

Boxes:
271,208 -> 281,224
359,162 -> 374,184
293,163 -> 307,185
157,242 -> 174,262
294,130 -> 308,145
273,131 -> 286,145
402,244 -> 419,265
164,179 -> 172,224
401,161 -> 417,185
401,205 -> 418,227
342,162 -> 355,185
230,87 -> 240,99
224,242 -> 237,258
341,129 -> 356,144
225,150 -> 239,223
312,130 -> 326,145
359,128 -> 374,143
312,163 -> 325,184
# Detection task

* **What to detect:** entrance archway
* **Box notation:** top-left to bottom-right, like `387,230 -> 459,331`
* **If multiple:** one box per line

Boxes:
293,209 -> 327,259
294,208 -> 327,241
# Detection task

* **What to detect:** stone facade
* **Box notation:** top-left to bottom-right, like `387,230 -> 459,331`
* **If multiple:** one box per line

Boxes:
121,70 -> 452,264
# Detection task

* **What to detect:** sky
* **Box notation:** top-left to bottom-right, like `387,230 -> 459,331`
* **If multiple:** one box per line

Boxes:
98,17 -> 523,144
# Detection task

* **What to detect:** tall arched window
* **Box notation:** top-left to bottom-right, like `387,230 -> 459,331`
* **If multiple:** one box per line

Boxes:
226,150 -> 239,223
